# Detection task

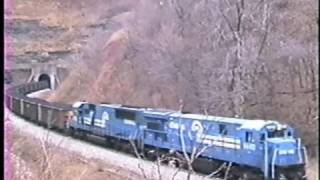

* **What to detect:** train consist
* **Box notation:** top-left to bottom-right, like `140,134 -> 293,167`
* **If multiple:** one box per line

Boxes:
6,81 -> 308,180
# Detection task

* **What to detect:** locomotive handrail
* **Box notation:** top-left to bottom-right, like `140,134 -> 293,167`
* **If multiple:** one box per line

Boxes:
297,138 -> 302,163
144,128 -> 167,134
264,141 -> 269,178
271,149 -> 278,179
302,146 -> 309,167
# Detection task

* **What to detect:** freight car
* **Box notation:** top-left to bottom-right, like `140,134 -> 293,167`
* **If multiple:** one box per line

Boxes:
5,82 -> 308,180
5,81 -> 73,130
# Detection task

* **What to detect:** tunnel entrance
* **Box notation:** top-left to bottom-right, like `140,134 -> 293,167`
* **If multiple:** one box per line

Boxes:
38,74 -> 51,88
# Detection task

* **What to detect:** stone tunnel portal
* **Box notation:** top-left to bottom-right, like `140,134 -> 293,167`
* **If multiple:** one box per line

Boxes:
38,74 -> 51,88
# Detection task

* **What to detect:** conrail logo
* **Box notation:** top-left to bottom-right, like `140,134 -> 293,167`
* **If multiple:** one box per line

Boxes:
191,120 -> 204,135
102,111 -> 109,121
189,121 -> 204,141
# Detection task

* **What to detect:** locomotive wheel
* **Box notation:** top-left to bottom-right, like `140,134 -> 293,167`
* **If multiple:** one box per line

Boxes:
145,150 -> 157,161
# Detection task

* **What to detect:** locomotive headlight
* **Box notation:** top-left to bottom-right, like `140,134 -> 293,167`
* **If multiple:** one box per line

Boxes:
279,150 -> 287,155
279,149 -> 295,155
287,149 -> 295,154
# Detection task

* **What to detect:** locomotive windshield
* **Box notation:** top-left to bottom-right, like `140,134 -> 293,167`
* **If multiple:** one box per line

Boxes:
267,128 -> 286,138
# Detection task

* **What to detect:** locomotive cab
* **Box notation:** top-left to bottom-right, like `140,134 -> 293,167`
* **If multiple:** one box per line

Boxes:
262,123 -> 307,179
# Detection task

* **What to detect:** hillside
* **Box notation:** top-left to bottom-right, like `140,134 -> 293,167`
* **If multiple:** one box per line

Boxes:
48,0 -> 318,158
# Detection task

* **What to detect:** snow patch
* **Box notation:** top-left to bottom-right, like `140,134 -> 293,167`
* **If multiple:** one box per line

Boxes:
26,89 -> 51,98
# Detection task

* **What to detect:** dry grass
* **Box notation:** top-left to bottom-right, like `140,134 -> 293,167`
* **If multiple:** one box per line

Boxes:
12,0 -> 98,28
12,128 -> 143,180
307,159 -> 319,180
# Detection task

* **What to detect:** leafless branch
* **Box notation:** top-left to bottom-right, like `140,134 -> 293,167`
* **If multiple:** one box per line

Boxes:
223,162 -> 233,180
202,162 -> 227,180
257,1 -> 271,59
129,140 -> 148,179
39,130 -> 53,180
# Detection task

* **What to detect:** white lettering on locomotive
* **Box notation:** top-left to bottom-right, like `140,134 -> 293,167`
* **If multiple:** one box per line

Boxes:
198,134 -> 241,150
102,111 -> 109,121
124,119 -> 136,125
243,143 -> 256,151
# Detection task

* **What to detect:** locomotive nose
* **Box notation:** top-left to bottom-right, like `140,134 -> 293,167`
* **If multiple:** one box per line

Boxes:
268,138 -> 305,166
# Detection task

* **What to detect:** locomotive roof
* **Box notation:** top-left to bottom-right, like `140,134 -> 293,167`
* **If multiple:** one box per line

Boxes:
169,112 -> 284,131
143,108 -> 177,116
82,103 -> 286,131
73,101 -> 86,108
239,120 -> 286,130
100,104 -> 122,108
101,104 -> 146,112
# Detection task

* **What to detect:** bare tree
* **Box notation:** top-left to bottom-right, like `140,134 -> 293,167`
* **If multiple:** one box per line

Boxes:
129,138 -> 186,180
38,129 -> 66,180
129,140 -> 149,179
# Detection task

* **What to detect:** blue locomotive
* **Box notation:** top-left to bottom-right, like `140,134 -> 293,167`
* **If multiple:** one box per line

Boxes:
68,101 -> 308,179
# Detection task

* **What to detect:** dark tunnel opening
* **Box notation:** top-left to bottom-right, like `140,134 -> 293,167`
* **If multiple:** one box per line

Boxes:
38,74 -> 51,88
